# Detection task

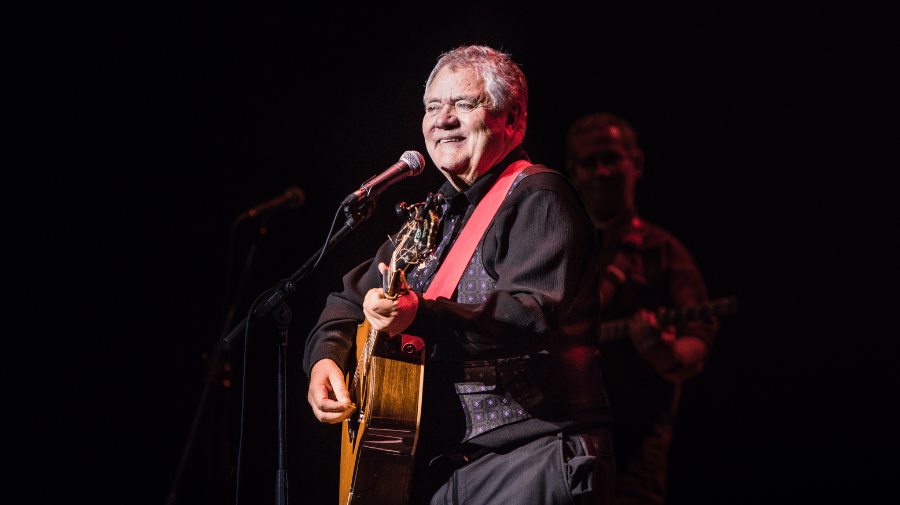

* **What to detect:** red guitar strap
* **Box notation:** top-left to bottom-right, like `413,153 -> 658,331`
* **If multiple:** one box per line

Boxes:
399,159 -> 531,353
424,159 -> 532,300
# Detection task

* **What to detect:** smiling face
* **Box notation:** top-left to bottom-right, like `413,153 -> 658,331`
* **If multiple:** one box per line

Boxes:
567,124 -> 644,224
422,66 -> 516,189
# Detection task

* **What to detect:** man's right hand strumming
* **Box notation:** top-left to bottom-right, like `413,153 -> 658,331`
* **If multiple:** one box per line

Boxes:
307,358 -> 355,424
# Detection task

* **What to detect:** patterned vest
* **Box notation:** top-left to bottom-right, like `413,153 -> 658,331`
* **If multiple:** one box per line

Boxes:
445,167 -> 560,442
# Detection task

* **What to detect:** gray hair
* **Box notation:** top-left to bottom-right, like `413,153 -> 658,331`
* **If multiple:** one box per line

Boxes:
424,45 -> 528,145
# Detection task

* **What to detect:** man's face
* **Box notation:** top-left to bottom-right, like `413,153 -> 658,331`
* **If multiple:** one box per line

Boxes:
422,66 -> 513,188
568,125 -> 642,224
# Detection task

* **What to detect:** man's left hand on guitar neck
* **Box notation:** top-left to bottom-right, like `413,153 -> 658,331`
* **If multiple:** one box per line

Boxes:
363,262 -> 419,336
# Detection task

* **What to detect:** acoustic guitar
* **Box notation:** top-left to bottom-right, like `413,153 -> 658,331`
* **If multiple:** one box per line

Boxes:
598,295 -> 738,343
339,197 -> 440,505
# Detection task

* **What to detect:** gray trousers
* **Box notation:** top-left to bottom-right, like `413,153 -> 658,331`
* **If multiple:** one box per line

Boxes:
429,429 -> 615,505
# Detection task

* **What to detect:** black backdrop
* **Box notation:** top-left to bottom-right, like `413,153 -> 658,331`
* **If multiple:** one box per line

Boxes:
37,3 -> 894,504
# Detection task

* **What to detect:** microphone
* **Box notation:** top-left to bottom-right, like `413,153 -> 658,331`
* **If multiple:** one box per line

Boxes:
342,151 -> 426,205
236,186 -> 306,222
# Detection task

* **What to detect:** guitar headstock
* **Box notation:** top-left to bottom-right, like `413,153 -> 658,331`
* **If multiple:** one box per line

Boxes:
383,194 -> 441,298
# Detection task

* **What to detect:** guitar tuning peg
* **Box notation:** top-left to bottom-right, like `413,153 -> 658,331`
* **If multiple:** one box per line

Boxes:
395,202 -> 410,222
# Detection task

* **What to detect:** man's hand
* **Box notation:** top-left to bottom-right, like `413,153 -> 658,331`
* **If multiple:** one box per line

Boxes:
307,359 -> 355,424
629,308 -> 675,354
629,308 -> 708,381
362,263 -> 419,336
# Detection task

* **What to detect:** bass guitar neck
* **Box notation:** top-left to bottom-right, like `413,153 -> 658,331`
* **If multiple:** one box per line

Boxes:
599,295 -> 737,343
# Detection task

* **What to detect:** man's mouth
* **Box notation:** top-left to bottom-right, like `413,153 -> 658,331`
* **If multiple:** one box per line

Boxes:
438,137 -> 465,144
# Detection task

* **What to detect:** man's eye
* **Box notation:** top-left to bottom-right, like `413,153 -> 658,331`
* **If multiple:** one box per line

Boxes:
601,153 -> 623,165
425,104 -> 441,115
455,101 -> 476,112
579,155 -> 600,169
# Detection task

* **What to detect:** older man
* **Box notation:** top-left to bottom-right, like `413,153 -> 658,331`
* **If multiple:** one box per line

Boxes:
566,113 -> 719,504
305,46 -> 614,504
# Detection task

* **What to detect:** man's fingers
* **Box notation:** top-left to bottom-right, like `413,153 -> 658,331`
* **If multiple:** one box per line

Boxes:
308,359 -> 356,423
309,384 -> 355,423
318,397 -> 356,413
328,368 -> 351,404
661,325 -> 677,344
313,403 -> 356,424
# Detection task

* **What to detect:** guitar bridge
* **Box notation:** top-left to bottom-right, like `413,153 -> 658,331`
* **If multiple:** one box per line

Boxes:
346,410 -> 362,445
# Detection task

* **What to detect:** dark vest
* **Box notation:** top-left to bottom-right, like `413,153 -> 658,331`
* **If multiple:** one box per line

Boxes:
452,167 -> 565,443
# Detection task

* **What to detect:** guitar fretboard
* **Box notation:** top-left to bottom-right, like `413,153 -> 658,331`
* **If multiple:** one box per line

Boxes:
349,325 -> 378,404
599,296 -> 736,343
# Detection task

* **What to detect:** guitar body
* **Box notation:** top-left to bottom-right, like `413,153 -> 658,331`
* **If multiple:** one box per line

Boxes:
339,321 -> 425,505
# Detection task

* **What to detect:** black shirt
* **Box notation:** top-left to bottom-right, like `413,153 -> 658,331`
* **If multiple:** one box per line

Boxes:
303,147 -> 610,449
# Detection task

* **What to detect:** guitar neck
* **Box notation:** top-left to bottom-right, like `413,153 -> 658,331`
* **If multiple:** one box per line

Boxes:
598,296 -> 736,343
383,268 -> 406,299
349,267 -> 407,402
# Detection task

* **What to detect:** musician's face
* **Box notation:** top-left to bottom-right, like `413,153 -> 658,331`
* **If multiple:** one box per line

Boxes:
422,66 -> 515,189
567,125 -> 643,223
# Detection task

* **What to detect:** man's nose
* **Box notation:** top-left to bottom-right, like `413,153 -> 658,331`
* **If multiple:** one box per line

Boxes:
591,161 -> 613,177
434,105 -> 459,128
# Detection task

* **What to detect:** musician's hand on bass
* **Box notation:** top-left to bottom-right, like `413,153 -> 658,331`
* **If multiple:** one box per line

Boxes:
630,308 -> 708,381
308,358 -> 356,424
629,308 -> 674,353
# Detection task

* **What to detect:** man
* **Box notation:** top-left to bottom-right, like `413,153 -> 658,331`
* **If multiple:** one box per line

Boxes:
304,46 -> 615,504
565,113 -> 719,504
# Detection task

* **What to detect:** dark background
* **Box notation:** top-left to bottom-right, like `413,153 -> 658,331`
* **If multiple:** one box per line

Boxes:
33,2 -> 893,504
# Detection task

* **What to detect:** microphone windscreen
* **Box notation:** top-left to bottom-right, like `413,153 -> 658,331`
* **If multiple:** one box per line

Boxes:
401,151 -> 426,176
284,186 -> 306,209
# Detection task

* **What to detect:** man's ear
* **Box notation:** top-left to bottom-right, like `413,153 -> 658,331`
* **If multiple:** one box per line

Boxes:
505,105 -> 523,139
633,151 -> 646,177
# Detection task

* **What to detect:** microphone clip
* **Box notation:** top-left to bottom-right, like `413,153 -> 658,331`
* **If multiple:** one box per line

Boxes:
342,194 -> 378,229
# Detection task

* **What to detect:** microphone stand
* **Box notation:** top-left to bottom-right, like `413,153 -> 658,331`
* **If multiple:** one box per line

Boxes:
165,217 -> 265,505
224,197 -> 377,505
